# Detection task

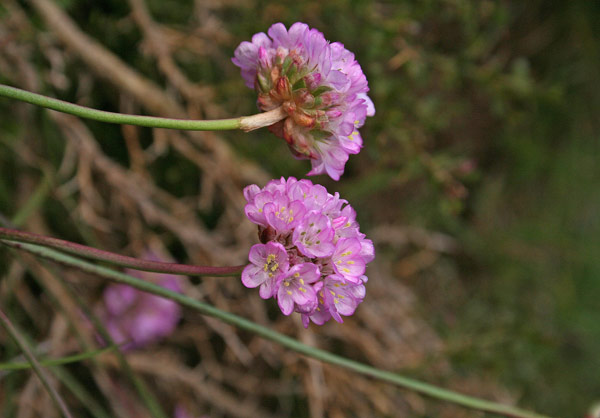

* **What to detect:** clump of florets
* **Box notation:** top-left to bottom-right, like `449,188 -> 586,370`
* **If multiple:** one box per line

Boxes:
241,177 -> 374,327
233,23 -> 375,181
99,252 -> 182,349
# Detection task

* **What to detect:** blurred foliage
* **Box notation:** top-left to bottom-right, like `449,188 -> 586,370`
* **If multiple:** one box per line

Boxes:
1,0 -> 599,416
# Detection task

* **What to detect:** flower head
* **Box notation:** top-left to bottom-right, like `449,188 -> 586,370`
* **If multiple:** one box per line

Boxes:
241,177 -> 374,326
233,23 -> 375,180
100,253 -> 182,349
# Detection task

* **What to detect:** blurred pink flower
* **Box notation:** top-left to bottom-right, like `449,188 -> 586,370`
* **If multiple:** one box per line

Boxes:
100,252 -> 182,349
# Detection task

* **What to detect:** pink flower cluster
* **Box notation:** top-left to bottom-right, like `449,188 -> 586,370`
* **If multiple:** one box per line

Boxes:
242,177 -> 374,326
233,22 -> 375,180
100,254 -> 182,349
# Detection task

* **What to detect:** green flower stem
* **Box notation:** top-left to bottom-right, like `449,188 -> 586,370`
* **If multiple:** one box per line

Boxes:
0,345 -> 118,372
4,240 -> 552,418
0,227 -> 245,276
0,219 -> 168,418
52,264 -> 168,418
0,307 -> 74,418
0,84 -> 285,131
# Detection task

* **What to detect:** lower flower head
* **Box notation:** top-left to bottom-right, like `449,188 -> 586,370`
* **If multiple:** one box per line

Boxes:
233,22 -> 375,180
241,177 -> 374,326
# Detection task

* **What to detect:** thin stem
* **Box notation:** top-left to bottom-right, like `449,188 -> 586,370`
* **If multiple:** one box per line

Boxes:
60,276 -> 169,418
0,84 -> 285,131
0,307 -> 74,418
4,240 -> 553,418
0,227 -> 245,276
0,345 -> 118,372
0,215 -> 168,418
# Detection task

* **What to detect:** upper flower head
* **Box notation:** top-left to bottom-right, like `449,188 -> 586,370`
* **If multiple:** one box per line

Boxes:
233,23 -> 375,180
241,177 -> 374,326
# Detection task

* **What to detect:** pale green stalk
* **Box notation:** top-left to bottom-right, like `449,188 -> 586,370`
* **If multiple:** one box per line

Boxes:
2,239 -> 553,418
54,268 -> 169,418
0,84 -> 285,131
0,220 -> 168,418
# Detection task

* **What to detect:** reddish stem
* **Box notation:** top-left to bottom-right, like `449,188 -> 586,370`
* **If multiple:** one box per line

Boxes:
0,227 -> 245,276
